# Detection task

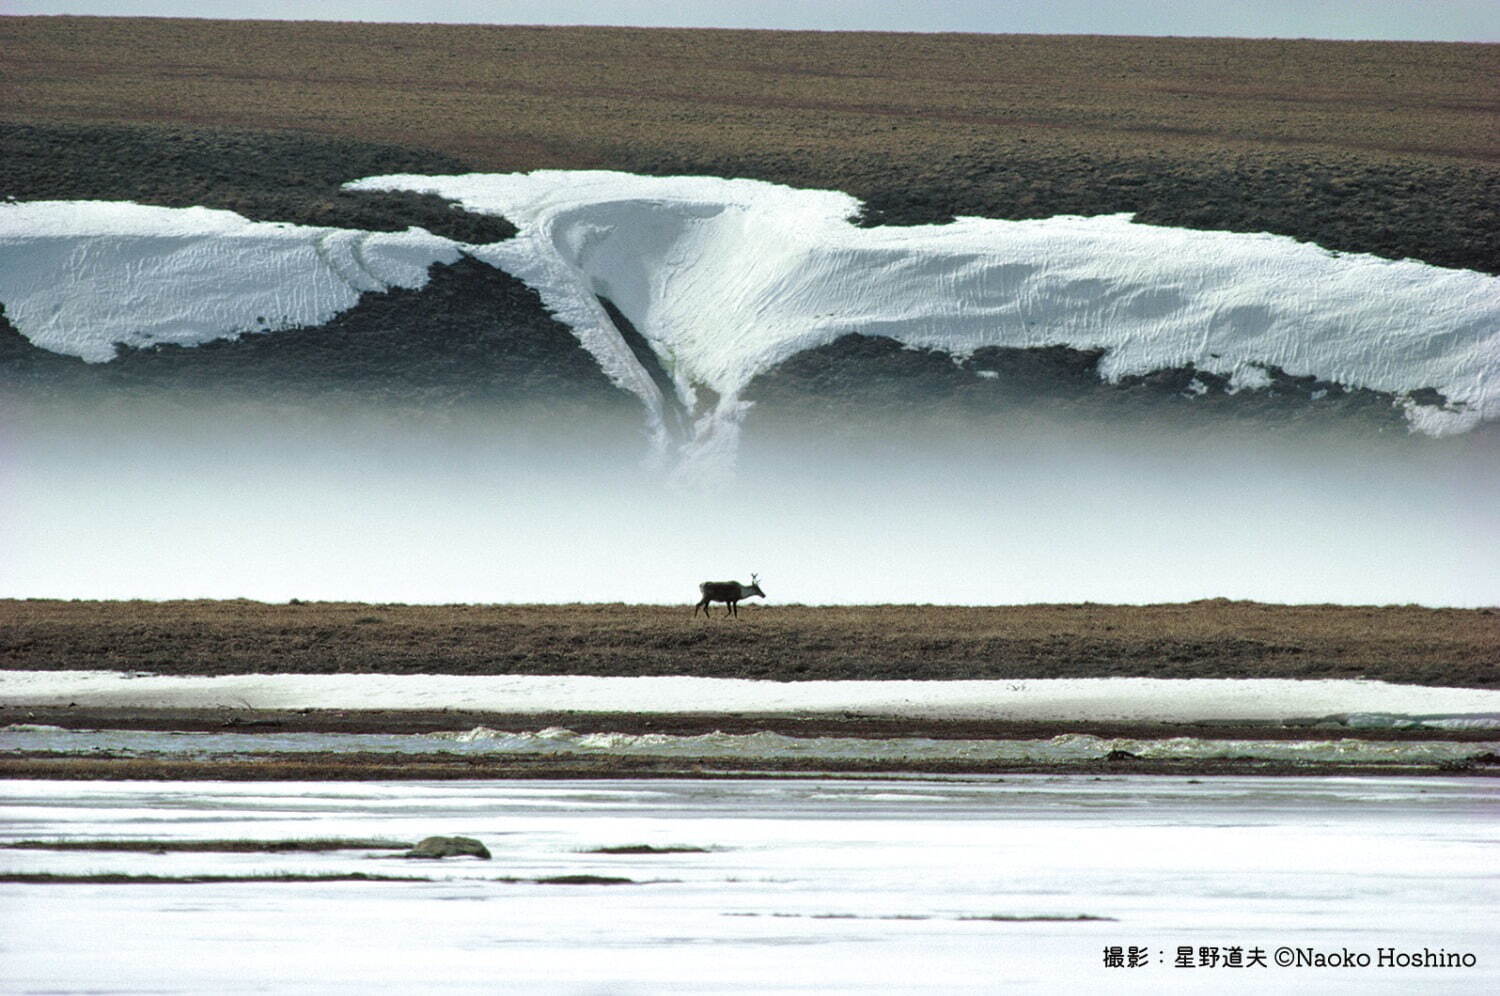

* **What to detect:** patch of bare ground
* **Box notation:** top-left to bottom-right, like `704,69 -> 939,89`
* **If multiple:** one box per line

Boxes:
2,599 -> 1495,688
1,19 -> 1495,272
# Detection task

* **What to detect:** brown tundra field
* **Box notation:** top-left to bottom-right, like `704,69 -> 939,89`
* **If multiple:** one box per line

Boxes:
2,17 -> 1496,272
2,599 -> 1497,688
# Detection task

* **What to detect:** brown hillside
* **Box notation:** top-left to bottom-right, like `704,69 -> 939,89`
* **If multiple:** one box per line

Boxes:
4,19 -> 1493,165
3,17 -> 1497,271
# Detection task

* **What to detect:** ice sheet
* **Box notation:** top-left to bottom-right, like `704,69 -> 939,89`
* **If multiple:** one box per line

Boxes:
1,776 -> 1494,993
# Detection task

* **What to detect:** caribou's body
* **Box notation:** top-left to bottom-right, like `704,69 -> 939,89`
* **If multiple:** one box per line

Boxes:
695,575 -> 765,617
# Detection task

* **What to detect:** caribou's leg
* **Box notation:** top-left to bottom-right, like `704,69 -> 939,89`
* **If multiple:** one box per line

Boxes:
694,598 -> 708,617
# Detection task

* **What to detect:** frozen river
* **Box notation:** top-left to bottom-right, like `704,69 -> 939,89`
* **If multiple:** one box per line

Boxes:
0,775 -> 1495,993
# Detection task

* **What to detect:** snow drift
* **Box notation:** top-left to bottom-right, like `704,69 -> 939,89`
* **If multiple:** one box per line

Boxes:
0,200 -> 462,362
349,171 -> 1500,460
3,173 -> 1498,472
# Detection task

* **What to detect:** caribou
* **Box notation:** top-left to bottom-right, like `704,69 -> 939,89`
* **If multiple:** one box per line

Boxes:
694,574 -> 765,617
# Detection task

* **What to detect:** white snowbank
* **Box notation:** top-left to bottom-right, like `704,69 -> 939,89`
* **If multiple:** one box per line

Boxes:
3,671 -> 1496,726
0,201 -> 462,361
6,176 -> 1497,472
350,170 -> 1500,462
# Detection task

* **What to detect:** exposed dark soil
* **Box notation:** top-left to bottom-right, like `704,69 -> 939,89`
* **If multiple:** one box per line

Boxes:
0,121 -> 515,243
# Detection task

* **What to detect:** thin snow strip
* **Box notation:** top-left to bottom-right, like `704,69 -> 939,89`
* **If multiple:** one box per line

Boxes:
349,170 -> 1500,447
3,671 -> 1496,726
0,201 -> 464,361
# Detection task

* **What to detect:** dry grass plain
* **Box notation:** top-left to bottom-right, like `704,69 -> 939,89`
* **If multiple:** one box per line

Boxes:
3,599 -> 1495,688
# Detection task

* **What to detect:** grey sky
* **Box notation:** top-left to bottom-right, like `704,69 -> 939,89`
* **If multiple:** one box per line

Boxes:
3,1 -> 1497,42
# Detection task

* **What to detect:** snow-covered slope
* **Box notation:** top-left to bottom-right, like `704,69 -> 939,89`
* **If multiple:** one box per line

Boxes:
4,175 -> 1497,471
0,200 -> 463,361
349,171 -> 1500,460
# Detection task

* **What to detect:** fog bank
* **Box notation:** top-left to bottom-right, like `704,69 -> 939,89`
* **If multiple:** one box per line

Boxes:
5,397 -> 1495,606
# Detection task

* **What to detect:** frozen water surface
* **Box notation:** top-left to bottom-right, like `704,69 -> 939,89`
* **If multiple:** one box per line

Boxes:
0,777 -> 1494,993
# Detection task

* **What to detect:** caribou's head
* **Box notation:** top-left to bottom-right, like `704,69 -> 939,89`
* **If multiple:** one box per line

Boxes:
748,573 -> 765,598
